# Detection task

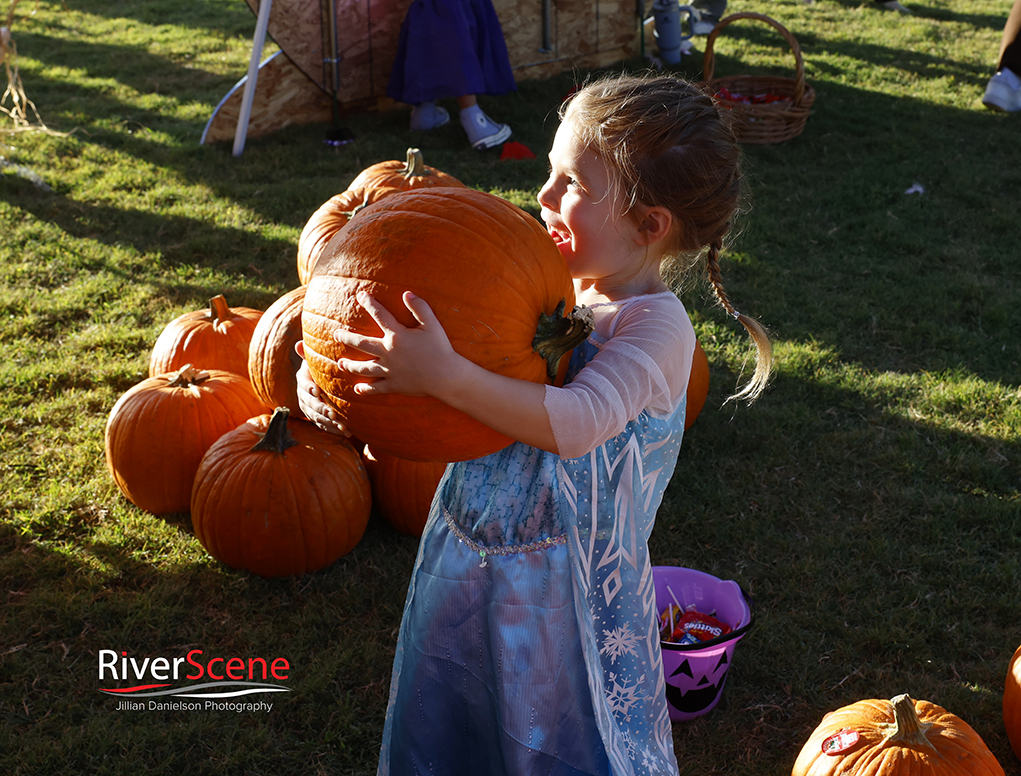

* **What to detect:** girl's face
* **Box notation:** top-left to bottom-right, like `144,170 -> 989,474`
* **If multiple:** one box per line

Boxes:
537,119 -> 648,289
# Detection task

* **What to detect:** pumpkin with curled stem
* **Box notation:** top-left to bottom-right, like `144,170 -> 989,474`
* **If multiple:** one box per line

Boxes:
302,187 -> 592,463
149,294 -> 263,378
1005,644 -> 1021,761
105,365 -> 271,515
791,693 -> 1005,776
346,147 -> 465,194
297,187 -> 398,284
190,407 -> 371,577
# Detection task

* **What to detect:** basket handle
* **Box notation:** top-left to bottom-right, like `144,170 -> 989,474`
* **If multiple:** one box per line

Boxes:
702,12 -> 806,105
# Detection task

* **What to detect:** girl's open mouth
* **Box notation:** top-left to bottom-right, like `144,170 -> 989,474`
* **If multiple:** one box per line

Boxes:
547,226 -> 569,246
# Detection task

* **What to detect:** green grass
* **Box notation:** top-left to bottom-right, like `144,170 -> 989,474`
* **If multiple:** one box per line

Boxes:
2,0 -> 1019,773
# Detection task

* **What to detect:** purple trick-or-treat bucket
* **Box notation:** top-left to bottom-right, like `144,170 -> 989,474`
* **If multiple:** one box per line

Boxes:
653,566 -> 753,722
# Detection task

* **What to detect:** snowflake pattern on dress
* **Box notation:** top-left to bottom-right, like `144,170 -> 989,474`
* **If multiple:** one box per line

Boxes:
601,623 -> 641,664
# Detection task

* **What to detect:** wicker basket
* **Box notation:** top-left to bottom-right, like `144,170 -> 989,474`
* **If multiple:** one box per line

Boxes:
701,12 -> 815,145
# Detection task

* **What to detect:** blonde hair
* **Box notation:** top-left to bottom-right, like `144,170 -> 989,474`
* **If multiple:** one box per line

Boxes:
561,73 -> 772,401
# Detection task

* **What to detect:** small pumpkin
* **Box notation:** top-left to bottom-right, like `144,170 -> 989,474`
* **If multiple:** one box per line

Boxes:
346,147 -> 465,194
685,340 -> 710,430
149,294 -> 263,378
302,187 -> 592,462
297,187 -> 398,284
105,365 -> 271,515
248,285 -> 307,415
1005,643 -> 1021,761
190,407 -> 371,577
362,445 -> 447,537
792,693 -> 1005,776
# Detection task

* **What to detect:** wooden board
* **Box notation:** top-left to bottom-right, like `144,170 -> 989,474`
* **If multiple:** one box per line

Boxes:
201,50 -> 335,144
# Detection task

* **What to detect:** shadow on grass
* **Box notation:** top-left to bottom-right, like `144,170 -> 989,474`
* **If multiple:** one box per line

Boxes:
827,0 -> 1008,33
41,0 -> 259,36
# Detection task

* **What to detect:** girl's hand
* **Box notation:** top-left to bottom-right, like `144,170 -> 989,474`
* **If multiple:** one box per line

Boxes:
335,291 -> 461,398
294,341 -> 351,437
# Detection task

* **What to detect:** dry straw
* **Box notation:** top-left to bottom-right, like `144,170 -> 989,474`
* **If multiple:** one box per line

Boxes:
701,12 -> 816,145
2,0 -> 64,134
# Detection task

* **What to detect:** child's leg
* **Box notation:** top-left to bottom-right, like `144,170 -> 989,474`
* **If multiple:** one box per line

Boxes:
983,0 -> 1021,112
457,94 -> 512,150
410,101 -> 450,131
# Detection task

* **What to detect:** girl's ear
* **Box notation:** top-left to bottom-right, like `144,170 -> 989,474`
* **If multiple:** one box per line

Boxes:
636,206 -> 674,246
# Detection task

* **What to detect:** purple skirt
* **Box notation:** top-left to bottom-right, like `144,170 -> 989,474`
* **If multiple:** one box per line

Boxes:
387,0 -> 517,104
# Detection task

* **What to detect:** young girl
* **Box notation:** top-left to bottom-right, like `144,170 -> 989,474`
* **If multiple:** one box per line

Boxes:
298,73 -> 771,776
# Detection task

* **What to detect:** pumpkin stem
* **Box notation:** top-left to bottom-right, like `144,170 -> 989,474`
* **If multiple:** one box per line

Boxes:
166,364 -> 210,387
402,147 -> 425,179
878,694 -> 939,753
250,407 -> 300,454
208,294 -> 232,323
532,300 -> 594,381
342,200 -> 371,220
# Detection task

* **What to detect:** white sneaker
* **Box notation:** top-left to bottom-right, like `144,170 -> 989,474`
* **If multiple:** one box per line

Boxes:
460,106 -> 512,150
878,1 -> 912,13
982,68 -> 1021,112
410,102 -> 450,131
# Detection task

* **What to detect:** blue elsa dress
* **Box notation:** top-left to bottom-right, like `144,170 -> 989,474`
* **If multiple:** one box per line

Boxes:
377,335 -> 685,776
387,0 -> 517,105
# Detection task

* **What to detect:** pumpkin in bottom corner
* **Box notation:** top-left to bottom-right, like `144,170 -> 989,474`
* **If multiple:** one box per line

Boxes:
792,693 -> 1005,776
190,407 -> 371,577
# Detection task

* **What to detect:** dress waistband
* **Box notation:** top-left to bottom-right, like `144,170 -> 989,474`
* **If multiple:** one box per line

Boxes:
442,507 -> 566,567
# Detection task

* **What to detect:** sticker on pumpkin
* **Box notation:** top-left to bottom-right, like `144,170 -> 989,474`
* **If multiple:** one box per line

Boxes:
821,728 -> 860,755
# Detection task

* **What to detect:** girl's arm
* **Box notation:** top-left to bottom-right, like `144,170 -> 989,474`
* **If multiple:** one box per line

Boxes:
337,291 -> 561,453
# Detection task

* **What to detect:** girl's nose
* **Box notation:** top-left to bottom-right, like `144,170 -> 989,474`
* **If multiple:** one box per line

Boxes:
537,177 -> 557,211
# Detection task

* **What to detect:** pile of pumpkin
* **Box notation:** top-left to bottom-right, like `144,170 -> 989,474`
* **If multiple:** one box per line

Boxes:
105,148 -> 710,579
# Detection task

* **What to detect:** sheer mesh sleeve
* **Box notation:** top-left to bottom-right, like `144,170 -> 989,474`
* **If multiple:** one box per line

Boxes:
543,293 -> 695,460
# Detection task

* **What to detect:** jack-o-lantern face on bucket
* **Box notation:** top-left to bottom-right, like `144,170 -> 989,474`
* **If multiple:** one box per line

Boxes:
663,647 -> 734,719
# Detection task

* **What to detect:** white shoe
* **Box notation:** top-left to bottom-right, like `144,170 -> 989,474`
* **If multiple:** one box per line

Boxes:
460,106 -> 512,150
691,19 -> 717,36
982,68 -> 1021,112
410,102 -> 450,131
877,1 -> 912,13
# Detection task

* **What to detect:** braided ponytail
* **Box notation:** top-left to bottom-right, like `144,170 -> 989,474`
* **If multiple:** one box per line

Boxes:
705,237 -> 772,401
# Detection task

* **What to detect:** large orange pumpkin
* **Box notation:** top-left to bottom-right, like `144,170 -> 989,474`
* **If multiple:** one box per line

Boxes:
1005,644 -> 1021,761
302,187 -> 591,462
362,445 -> 447,537
297,187 -> 398,284
149,294 -> 263,378
685,340 -> 710,430
105,365 -> 271,515
792,694 -> 1005,776
346,147 -> 465,194
190,407 -> 371,577
248,285 -> 306,415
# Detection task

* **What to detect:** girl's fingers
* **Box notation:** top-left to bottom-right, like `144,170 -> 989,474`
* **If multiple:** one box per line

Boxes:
339,358 -> 384,378
402,291 -> 438,327
333,327 -> 382,354
358,291 -> 402,334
